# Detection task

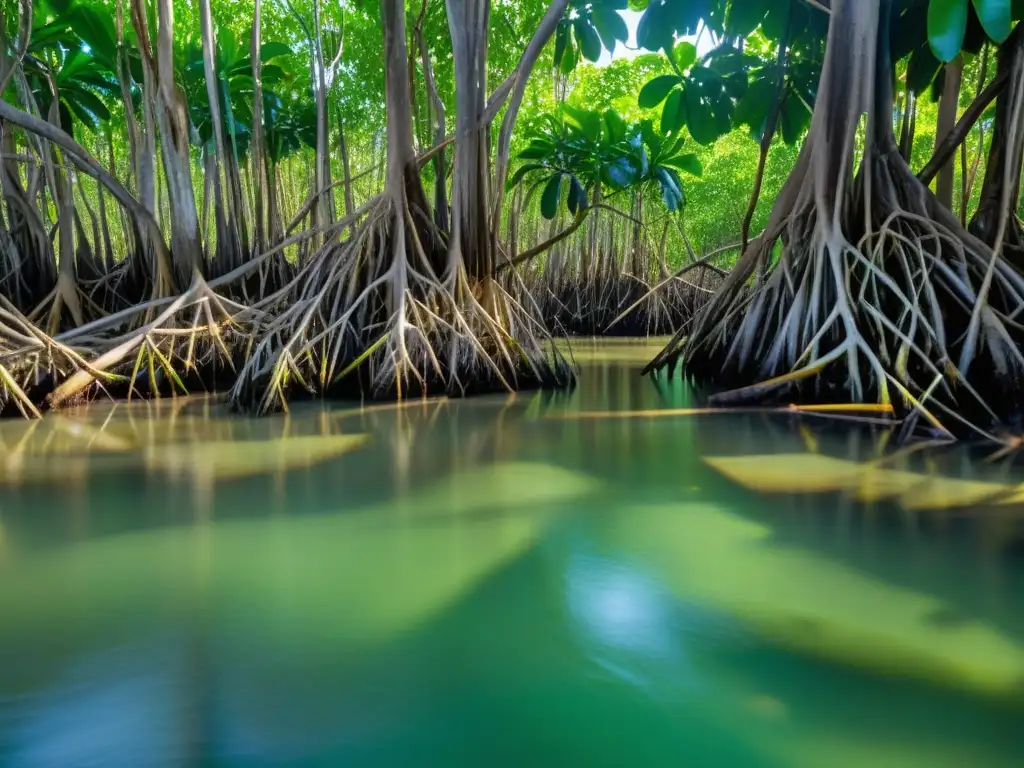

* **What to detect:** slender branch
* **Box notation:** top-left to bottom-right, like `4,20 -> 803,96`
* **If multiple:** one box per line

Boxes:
742,11 -> 791,253
799,0 -> 830,14
918,67 -> 1008,185
497,209 -> 588,273
0,98 -> 171,272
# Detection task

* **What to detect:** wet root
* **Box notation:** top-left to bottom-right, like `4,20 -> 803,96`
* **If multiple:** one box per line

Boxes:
229,192 -> 572,414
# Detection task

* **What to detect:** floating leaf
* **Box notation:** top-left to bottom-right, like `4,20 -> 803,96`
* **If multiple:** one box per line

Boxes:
703,453 -> 1024,510
0,463 -> 597,657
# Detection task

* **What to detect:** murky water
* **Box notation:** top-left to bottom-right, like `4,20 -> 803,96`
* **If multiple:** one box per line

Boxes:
2,338 -> 1024,767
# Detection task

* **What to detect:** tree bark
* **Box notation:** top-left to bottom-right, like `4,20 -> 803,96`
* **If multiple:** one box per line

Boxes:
199,0 -> 231,265
446,0 -> 493,278
415,0 -> 450,233
970,29 -> 1024,255
742,12 -> 791,252
251,0 -> 268,254
934,57 -> 963,210
313,0 -> 334,228
132,0 -> 201,277
489,0 -> 571,246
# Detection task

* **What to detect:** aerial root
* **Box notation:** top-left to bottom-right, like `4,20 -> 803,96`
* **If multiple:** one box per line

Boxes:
45,272 -> 259,409
229,194 -> 572,415
657,146 -> 1024,439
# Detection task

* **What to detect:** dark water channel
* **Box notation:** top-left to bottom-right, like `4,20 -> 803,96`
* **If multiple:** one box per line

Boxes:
1,338 -> 1023,766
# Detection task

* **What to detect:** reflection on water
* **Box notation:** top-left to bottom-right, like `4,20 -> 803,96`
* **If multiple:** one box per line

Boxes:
2,339 -> 1024,766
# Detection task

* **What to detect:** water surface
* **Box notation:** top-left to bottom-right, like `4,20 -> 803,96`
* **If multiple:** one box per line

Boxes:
2,338 -> 1024,767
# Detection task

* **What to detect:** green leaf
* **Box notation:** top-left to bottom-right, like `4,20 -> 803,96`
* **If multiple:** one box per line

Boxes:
672,41 -> 698,72
639,75 -> 682,109
562,103 -> 603,142
508,164 -> 546,189
66,97 -> 102,132
593,8 -> 630,52
972,0 -> 1012,41
779,94 -> 811,145
663,153 -> 702,177
637,0 -> 676,51
683,68 -> 735,145
928,0 -> 969,62
603,157 -> 636,188
67,7 -> 118,63
726,0 -> 771,37
655,167 -> 684,211
733,76 -> 776,139
541,174 -> 564,220
568,175 -> 589,215
604,109 -> 628,143
561,35 -> 580,75
519,140 -> 555,160
907,45 -> 942,94
660,89 -> 687,135
63,86 -> 111,122
554,21 -> 569,70
260,64 -> 287,82
574,19 -> 603,63
261,41 -> 293,61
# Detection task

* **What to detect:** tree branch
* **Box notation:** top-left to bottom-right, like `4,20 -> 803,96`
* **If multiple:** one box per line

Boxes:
496,208 -> 587,273
0,98 -> 172,273
918,66 -> 1008,185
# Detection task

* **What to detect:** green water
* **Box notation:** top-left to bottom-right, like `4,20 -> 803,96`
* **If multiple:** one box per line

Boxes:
2,338 -> 1024,767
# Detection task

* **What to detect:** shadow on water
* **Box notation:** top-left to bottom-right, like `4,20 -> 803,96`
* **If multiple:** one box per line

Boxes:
1,338 -> 1024,765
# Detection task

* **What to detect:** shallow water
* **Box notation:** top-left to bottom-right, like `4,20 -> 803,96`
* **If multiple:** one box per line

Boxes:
2,338 -> 1024,767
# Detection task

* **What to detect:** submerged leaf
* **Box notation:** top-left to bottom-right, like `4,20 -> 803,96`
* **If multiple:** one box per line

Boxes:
704,454 -> 1024,510
0,464 -> 597,653
605,503 -> 1024,699
145,434 -> 370,482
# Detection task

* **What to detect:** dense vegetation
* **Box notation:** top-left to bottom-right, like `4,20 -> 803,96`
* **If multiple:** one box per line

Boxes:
1,0 -> 1023,439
